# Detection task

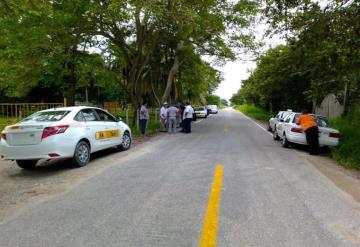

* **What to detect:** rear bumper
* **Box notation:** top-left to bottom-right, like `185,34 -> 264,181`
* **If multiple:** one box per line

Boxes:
286,133 -> 339,147
0,138 -> 76,160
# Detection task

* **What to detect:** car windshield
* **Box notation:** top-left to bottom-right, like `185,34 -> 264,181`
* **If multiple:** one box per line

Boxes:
195,107 -> 205,111
20,111 -> 70,122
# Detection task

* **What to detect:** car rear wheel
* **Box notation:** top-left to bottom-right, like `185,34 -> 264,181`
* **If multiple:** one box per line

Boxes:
282,133 -> 290,148
73,141 -> 90,167
16,160 -> 38,169
117,132 -> 131,151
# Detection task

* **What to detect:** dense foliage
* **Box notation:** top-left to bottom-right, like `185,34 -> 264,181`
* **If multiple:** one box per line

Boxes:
231,0 -> 360,113
0,0 -> 259,118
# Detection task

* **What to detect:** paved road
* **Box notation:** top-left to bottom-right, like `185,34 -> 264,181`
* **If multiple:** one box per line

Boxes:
0,108 -> 359,247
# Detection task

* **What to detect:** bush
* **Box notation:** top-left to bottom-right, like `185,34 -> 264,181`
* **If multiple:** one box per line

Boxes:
234,104 -> 271,121
331,106 -> 360,170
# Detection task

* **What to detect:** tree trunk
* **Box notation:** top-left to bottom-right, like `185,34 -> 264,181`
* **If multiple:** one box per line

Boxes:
65,62 -> 76,106
160,41 -> 184,104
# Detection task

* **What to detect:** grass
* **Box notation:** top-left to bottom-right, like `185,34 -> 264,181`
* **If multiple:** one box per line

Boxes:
0,117 -> 19,131
234,104 -> 271,121
330,106 -> 360,170
130,121 -> 161,137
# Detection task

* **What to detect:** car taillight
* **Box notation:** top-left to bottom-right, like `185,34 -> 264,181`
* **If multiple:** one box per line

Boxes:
291,127 -> 303,133
1,132 -> 6,140
329,132 -> 340,138
41,125 -> 69,139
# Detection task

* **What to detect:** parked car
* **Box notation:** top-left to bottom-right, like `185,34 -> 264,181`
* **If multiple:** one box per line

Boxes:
207,105 -> 218,114
268,110 -> 292,132
0,106 -> 132,169
273,112 -> 340,148
194,106 -> 208,118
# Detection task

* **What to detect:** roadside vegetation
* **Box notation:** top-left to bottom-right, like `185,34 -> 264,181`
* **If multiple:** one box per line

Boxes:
234,105 -> 270,121
331,107 -> 360,170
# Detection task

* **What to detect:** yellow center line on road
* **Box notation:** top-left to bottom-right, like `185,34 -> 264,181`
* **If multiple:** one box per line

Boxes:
224,124 -> 229,133
199,164 -> 224,247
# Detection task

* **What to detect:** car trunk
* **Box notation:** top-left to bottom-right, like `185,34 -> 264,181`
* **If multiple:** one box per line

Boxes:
319,127 -> 339,142
5,124 -> 45,146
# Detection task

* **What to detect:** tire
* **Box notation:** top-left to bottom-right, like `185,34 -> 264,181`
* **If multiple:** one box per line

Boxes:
16,160 -> 38,169
282,133 -> 290,148
273,128 -> 280,140
117,131 -> 131,151
72,141 -> 90,167
268,124 -> 272,132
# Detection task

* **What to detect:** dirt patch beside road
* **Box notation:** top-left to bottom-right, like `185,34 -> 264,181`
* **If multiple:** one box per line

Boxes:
0,134 -> 159,222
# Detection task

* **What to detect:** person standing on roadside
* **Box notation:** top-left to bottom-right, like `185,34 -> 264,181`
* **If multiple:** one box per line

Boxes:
160,102 -> 168,132
167,104 -> 178,133
179,103 -> 185,132
139,102 -> 149,136
183,102 -> 194,134
296,109 -> 319,155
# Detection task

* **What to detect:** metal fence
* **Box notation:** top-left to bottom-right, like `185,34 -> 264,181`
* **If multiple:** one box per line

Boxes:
0,102 -> 159,131
0,103 -> 64,130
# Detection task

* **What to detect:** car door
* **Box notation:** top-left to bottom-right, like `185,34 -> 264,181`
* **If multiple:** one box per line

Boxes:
75,108 -> 105,152
94,109 -> 122,147
278,113 -> 292,137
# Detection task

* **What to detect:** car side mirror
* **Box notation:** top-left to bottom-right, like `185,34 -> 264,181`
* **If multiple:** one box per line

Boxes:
116,116 -> 123,122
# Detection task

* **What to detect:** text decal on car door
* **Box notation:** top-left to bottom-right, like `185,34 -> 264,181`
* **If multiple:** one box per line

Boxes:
95,130 -> 120,140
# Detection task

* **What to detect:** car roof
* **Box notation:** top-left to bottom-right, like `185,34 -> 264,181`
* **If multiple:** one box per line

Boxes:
39,106 -> 102,112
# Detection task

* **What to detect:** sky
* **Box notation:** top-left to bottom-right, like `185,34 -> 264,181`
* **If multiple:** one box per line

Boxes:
214,23 -> 285,101
214,60 -> 256,101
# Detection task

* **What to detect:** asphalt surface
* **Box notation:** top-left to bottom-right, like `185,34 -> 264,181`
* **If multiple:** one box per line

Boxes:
0,108 -> 359,247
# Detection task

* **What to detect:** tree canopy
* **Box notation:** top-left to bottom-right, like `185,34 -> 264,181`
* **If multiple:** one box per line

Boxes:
231,0 -> 360,113
0,0 -> 259,117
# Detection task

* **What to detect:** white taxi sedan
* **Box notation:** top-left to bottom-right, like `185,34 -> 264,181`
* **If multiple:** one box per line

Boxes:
273,112 -> 340,148
194,106 -> 208,118
0,106 -> 132,169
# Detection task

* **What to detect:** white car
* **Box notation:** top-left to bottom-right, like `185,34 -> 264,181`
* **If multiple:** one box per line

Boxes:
194,106 -> 208,118
207,105 -> 218,114
273,112 -> 340,148
268,110 -> 292,132
0,106 -> 132,169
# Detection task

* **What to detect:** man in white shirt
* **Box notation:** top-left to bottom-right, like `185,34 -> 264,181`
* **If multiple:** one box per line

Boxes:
183,102 -> 194,133
167,104 -> 178,133
160,102 -> 168,132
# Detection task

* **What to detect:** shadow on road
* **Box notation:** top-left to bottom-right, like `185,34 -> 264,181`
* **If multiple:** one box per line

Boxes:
8,148 -> 121,178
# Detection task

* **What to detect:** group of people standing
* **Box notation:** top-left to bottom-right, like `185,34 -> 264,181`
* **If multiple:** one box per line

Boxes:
138,101 -> 194,136
160,102 -> 194,134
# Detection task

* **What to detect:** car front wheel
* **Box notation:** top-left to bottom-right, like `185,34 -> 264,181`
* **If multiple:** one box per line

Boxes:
16,160 -> 38,169
73,141 -> 90,167
117,132 -> 131,151
273,129 -> 279,140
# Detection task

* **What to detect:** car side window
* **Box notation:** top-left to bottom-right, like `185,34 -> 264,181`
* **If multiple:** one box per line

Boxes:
293,114 -> 300,123
77,109 -> 98,121
95,109 -> 116,122
285,115 -> 292,123
74,111 -> 85,121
